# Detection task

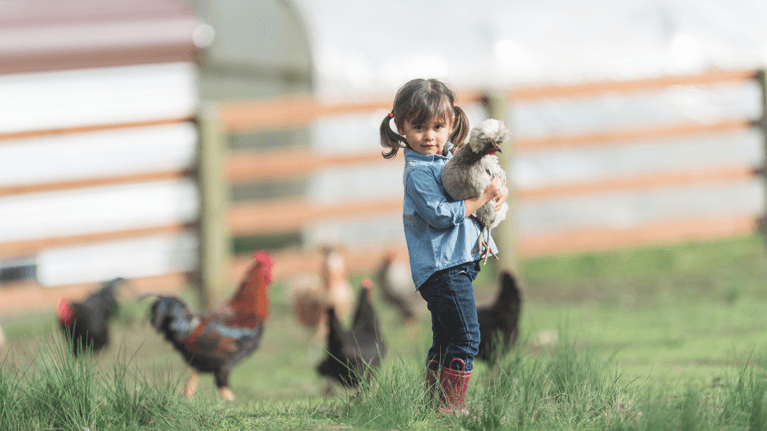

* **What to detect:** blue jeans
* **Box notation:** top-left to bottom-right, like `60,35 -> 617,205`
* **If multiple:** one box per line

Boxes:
418,260 -> 481,372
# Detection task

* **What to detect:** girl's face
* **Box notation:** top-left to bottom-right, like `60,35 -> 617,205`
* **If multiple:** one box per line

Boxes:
397,116 -> 452,156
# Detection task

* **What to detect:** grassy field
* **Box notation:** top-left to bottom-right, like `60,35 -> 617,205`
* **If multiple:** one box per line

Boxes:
3,233 -> 767,429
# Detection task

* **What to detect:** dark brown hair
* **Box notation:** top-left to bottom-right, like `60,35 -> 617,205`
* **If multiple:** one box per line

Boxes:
379,78 -> 469,159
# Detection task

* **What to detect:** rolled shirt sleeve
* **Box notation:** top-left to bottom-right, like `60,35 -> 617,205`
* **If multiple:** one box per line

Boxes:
405,168 -> 465,230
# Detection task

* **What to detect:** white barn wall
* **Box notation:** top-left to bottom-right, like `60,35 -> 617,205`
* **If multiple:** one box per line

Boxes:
0,123 -> 197,187
36,232 -> 198,287
0,62 -> 198,134
0,180 -> 199,243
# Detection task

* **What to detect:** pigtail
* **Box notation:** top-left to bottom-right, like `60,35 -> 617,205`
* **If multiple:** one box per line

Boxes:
450,105 -> 470,150
380,114 -> 407,159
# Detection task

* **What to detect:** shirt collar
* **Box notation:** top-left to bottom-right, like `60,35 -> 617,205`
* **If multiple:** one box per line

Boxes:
404,142 -> 454,162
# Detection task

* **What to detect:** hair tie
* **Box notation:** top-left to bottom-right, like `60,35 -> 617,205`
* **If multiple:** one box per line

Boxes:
388,112 -> 394,118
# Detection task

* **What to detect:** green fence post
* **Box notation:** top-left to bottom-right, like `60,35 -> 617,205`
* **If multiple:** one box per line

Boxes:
485,91 -> 518,275
196,103 -> 229,309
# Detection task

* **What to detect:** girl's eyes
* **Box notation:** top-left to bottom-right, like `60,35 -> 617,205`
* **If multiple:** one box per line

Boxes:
414,124 -> 445,130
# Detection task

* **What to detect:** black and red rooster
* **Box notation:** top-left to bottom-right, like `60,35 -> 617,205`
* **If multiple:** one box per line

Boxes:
149,251 -> 274,402
57,277 -> 125,356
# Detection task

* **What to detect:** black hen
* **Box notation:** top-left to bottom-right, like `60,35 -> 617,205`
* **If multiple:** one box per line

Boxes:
476,271 -> 522,363
57,277 -> 124,356
317,279 -> 386,387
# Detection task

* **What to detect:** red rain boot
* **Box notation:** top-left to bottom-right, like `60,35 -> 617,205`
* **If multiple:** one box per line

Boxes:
438,358 -> 471,416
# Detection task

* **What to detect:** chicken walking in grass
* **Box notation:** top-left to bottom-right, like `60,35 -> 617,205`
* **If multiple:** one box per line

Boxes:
57,277 -> 125,356
476,271 -> 522,364
316,279 -> 386,388
441,118 -> 511,264
148,251 -> 274,402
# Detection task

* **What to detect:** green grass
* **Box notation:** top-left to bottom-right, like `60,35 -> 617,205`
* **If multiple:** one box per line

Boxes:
518,234 -> 767,392
3,233 -> 767,429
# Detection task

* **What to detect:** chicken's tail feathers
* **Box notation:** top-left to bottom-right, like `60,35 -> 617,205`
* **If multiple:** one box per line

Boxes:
149,296 -> 190,332
136,292 -> 159,301
325,306 -> 346,356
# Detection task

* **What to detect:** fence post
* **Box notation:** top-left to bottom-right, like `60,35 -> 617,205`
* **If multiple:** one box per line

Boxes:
485,91 -> 518,275
196,103 -> 229,309
757,70 -> 767,246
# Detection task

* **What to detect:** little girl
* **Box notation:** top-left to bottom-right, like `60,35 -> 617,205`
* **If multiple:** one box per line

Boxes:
380,78 -> 507,415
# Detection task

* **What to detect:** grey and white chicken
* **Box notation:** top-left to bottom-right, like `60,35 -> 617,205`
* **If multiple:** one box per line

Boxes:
441,118 -> 511,263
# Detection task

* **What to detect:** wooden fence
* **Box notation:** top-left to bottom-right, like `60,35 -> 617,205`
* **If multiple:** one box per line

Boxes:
1,68 -> 764,312
200,68 -> 767,303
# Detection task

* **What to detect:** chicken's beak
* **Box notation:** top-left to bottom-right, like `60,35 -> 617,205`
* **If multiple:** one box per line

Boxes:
494,146 -> 503,153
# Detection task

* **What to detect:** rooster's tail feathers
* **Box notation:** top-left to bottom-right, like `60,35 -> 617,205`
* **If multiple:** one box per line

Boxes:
150,296 -> 190,332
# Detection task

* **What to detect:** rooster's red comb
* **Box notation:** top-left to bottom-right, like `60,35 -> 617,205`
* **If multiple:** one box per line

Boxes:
57,298 -> 73,323
253,251 -> 273,263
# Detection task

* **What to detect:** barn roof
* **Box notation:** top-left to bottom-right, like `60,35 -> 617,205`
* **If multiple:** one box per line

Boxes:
0,0 -> 203,74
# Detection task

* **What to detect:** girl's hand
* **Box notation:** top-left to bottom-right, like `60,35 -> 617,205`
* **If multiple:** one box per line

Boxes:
493,178 -> 509,211
481,176 -> 505,205
465,177 -> 508,217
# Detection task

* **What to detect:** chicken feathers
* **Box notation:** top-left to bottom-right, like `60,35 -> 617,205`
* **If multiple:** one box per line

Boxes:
57,277 -> 125,356
149,251 -> 274,401
290,246 -> 353,343
375,250 -> 422,322
476,271 -> 522,363
317,279 -> 386,387
441,118 -> 511,264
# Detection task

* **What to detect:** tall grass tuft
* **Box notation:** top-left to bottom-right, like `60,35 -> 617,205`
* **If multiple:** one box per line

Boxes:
341,355 -> 438,430
0,331 -> 224,430
26,333 -> 99,430
720,353 -> 767,430
1,351 -> 27,429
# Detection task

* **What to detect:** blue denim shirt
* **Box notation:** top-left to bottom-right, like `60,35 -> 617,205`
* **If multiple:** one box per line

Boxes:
403,144 -> 497,289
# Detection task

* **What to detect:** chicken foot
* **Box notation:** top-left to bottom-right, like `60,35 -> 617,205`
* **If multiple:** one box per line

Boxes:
472,229 -> 499,265
184,370 -> 200,398
220,386 -> 235,402
482,244 -> 499,265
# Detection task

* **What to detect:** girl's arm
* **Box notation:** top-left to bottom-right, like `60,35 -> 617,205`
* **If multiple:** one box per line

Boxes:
405,169 -> 465,229
464,176 -> 507,217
